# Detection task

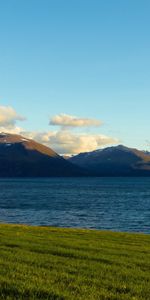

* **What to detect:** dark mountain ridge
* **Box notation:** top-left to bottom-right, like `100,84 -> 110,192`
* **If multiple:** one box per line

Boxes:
1,133 -> 150,177
69,145 -> 150,176
0,133 -> 85,177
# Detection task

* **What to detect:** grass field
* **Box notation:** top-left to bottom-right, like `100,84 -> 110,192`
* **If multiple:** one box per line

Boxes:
0,225 -> 150,300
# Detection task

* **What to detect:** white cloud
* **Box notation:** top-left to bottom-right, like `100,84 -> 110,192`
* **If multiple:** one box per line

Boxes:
24,130 -> 118,155
50,113 -> 102,128
0,126 -> 24,134
0,105 -> 25,128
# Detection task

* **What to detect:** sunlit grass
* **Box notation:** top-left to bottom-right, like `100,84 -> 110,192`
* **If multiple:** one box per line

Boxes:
0,224 -> 150,299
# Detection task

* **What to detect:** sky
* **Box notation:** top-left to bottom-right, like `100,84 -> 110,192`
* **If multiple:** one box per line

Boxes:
0,0 -> 150,154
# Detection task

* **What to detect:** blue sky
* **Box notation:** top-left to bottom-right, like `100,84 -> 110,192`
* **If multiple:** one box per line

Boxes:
0,0 -> 150,154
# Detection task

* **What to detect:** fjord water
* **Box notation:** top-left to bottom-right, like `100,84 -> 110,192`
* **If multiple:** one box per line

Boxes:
0,177 -> 150,234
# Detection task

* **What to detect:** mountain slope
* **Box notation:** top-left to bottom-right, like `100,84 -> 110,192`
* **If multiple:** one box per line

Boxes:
0,133 -> 85,177
69,145 -> 150,176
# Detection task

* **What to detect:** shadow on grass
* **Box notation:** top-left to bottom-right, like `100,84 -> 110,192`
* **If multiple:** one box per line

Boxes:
0,282 -> 65,300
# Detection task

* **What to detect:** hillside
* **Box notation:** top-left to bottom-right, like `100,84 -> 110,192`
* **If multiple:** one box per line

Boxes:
0,133 -> 85,177
69,145 -> 150,176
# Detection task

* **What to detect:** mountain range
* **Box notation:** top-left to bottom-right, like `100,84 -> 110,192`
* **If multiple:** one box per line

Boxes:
69,145 -> 150,176
0,132 -> 150,177
0,133 -> 85,177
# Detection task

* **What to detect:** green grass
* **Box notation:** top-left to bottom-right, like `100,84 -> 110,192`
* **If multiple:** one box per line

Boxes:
0,225 -> 150,300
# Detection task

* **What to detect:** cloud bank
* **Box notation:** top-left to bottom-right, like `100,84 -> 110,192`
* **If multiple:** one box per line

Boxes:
25,130 -> 118,155
0,105 -> 118,155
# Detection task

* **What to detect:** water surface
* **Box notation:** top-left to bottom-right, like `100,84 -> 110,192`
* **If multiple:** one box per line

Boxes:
0,177 -> 150,233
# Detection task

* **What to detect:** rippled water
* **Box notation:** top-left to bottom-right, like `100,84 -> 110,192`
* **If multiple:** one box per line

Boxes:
0,177 -> 150,233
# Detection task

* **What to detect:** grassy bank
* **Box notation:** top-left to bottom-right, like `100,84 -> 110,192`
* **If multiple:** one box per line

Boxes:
0,225 -> 150,300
